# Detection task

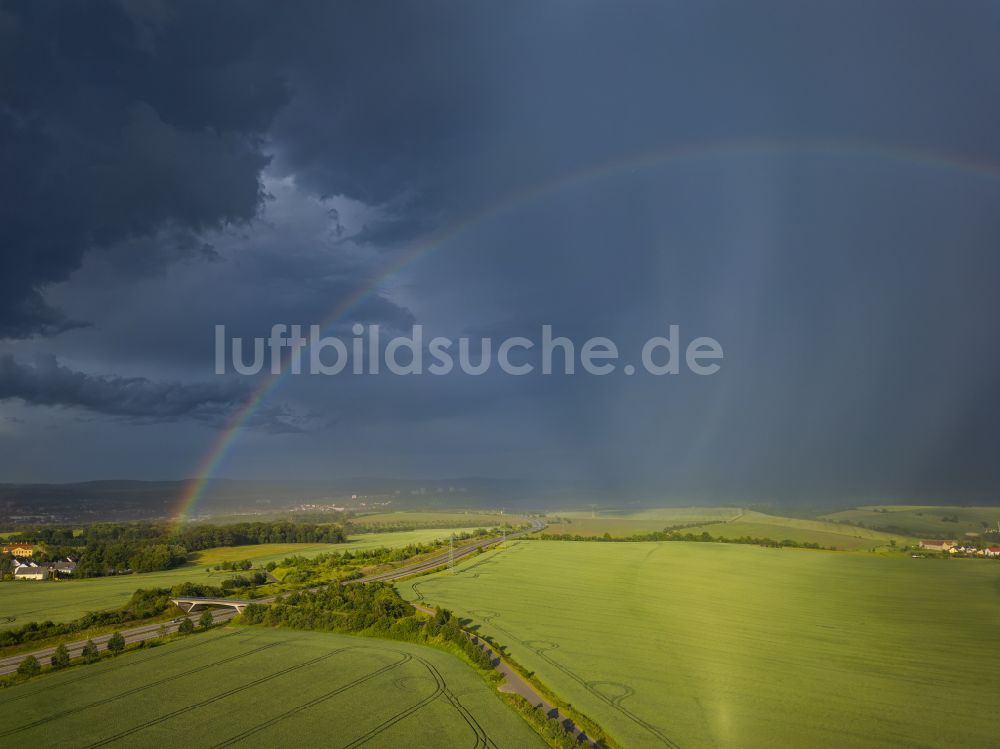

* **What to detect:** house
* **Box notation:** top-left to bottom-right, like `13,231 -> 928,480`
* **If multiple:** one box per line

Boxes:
2,544 -> 33,557
919,540 -> 955,552
50,558 -> 77,576
985,547 -> 1000,558
13,564 -> 49,580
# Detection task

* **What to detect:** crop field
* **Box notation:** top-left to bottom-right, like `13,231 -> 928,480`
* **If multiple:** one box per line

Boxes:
681,509 -> 915,550
821,505 -> 1000,539
351,511 -> 527,530
0,627 -> 545,748
543,506 -> 742,537
399,540 -> 1000,749
0,528 -> 480,629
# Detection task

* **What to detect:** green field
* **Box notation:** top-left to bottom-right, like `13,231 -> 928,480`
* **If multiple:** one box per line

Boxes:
0,528 -> 481,628
351,511 -> 526,530
542,507 -> 914,549
543,506 -> 742,537
398,540 -> 1000,749
682,509 -> 915,550
0,626 -> 545,748
821,505 -> 1000,539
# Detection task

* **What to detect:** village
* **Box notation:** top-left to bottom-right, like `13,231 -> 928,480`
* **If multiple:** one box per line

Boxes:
917,539 -> 1000,557
2,543 -> 77,580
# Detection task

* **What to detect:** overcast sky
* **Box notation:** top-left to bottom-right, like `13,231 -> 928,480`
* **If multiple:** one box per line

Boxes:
1,1 -> 998,502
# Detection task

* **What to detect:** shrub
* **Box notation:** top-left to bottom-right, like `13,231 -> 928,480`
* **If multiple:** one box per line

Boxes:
16,654 -> 41,677
107,631 -> 126,655
50,643 -> 71,668
81,640 -> 100,663
177,617 -> 195,634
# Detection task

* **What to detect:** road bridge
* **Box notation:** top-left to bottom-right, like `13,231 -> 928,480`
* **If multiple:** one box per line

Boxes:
170,597 -> 256,614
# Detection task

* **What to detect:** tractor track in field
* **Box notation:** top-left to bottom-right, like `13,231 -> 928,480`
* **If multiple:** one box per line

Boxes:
0,640 -> 283,737
340,652 -> 497,749
81,647 -> 353,748
472,609 -> 681,749
210,649 -> 414,748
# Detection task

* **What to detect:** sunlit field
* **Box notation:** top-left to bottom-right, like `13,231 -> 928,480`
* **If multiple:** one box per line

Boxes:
0,627 -> 545,748
821,506 -> 1000,539
543,506 -> 742,537
399,540 -> 1000,749
683,509 -> 914,550
0,528 -> 481,628
351,511 -> 527,530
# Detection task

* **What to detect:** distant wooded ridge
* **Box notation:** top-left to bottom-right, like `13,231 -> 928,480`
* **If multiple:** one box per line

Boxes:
1,478 -> 995,525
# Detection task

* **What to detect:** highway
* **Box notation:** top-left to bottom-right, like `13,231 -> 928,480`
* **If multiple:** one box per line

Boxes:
0,520 -> 544,676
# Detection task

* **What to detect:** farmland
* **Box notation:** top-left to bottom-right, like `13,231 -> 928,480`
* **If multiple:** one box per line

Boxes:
683,509 -> 914,550
542,506 -> 742,537
350,510 -> 528,531
0,528 -> 482,629
0,626 -> 546,748
820,505 -> 1000,539
542,507 -> 915,550
398,540 -> 1000,749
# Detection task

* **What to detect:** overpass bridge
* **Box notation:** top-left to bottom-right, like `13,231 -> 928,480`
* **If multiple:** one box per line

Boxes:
170,597 -> 257,614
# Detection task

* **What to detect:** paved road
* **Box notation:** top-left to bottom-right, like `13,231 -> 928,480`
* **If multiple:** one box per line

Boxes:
0,608 -> 232,675
0,520 -> 544,676
412,602 -> 597,747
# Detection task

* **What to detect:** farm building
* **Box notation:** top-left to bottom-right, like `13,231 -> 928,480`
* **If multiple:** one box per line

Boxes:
985,547 -> 1000,558
918,540 -> 955,552
2,543 -> 33,556
51,558 -> 77,575
14,564 -> 49,580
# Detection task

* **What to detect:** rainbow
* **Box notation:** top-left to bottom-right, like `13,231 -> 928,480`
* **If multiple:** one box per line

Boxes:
172,138 -> 1000,524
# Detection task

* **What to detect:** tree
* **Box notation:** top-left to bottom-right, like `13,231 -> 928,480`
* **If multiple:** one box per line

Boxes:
107,631 -> 126,655
199,610 -> 214,629
178,617 -> 195,634
81,639 -> 100,663
50,643 -> 71,668
17,654 -> 41,677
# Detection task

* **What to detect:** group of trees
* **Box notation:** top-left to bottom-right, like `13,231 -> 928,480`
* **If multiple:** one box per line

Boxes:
239,582 -> 493,670
271,528 -> 492,585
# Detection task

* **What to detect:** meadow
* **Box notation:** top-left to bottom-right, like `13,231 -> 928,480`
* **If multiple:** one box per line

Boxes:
821,505 -> 1000,539
683,509 -> 914,550
0,626 -> 546,748
0,528 -> 481,628
543,507 -> 914,550
398,540 -> 1000,749
350,510 -> 527,530
542,506 -> 742,537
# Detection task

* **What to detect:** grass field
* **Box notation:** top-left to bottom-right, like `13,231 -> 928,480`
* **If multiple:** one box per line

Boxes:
351,511 -> 527,530
0,626 -> 546,748
398,540 -> 1000,749
0,528 -> 481,629
543,507 -> 742,537
821,505 -> 1000,539
682,509 -> 915,550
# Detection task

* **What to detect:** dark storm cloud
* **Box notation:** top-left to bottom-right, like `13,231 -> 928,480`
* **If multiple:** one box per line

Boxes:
0,0 -> 285,338
2,1 -> 999,497
0,353 -> 245,423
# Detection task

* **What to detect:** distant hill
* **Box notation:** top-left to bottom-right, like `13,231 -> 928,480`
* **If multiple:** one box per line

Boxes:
0,477 -> 580,524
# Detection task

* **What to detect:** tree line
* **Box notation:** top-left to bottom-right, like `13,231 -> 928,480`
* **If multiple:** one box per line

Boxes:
0,582 -> 222,649
533,529 -> 830,549
5,520 -> 348,577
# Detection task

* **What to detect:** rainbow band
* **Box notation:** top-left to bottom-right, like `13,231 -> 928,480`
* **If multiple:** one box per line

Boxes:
172,138 -> 1000,524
